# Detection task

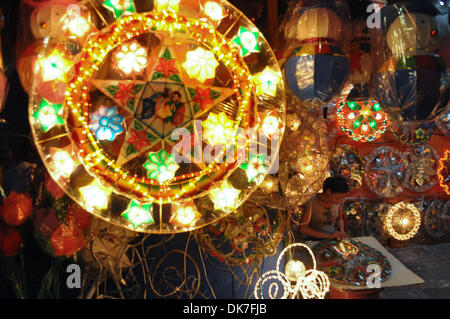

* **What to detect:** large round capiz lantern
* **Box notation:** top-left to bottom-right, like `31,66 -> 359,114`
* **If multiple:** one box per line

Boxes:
374,2 -> 449,122
282,1 -> 351,110
28,0 -> 286,234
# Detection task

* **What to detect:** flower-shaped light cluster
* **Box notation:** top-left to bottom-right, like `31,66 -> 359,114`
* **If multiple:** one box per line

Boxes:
233,26 -> 260,57
240,154 -> 268,183
113,41 -> 148,75
103,0 -> 136,19
203,112 -> 235,145
143,149 -> 180,183
170,201 -> 201,229
51,149 -> 76,179
182,47 -> 219,83
202,1 -> 226,21
79,179 -> 112,210
254,67 -> 281,97
33,99 -> 64,133
89,106 -> 124,141
62,10 -> 92,38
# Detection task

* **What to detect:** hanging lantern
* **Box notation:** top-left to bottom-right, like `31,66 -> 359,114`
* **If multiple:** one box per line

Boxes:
282,0 -> 351,110
374,1 -> 449,122
28,0 -> 286,233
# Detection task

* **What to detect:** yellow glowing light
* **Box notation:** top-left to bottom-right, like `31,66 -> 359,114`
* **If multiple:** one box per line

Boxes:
170,201 -> 201,228
79,179 -> 111,210
182,47 -> 219,83
385,202 -> 421,241
114,41 -> 147,75
262,115 -> 280,136
37,49 -> 72,82
52,150 -> 75,178
209,180 -> 240,212
203,112 -> 235,145
203,1 -> 225,21
154,0 -> 181,12
254,67 -> 280,97
285,260 -> 306,282
62,14 -> 90,37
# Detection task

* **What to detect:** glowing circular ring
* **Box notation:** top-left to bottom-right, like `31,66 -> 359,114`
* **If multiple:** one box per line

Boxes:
385,202 -> 421,241
65,11 -> 253,203
437,150 -> 450,195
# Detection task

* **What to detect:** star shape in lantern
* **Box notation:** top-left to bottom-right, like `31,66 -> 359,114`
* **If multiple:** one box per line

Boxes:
233,26 -> 260,57
202,112 -> 235,146
122,200 -> 154,228
32,99 -> 64,132
182,47 -> 219,83
364,146 -> 407,198
404,145 -> 437,192
91,45 -> 235,167
103,0 -> 136,19
209,180 -> 240,212
240,153 -> 268,182
79,179 -> 112,210
36,48 -> 73,82
254,67 -> 281,97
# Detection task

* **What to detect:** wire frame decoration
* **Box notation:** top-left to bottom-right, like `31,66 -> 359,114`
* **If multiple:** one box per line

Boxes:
384,202 -> 422,241
437,149 -> 450,195
364,146 -> 408,198
403,145 -> 439,193
336,84 -> 388,143
424,200 -> 447,240
27,0 -> 286,233
330,144 -> 365,191
436,106 -> 450,137
254,243 -> 330,299
195,199 -> 285,266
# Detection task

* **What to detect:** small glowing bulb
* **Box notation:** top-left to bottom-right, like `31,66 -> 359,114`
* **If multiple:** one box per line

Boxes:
362,124 -> 369,132
401,218 -> 409,226
262,115 -> 279,136
348,112 -> 356,120
79,179 -> 111,210
285,260 -> 306,282
63,15 -> 90,37
114,41 -> 147,75
204,1 -> 224,21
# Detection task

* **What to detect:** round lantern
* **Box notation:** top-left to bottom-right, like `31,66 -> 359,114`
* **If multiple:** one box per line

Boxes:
28,0 -> 286,233
424,200 -> 447,239
384,202 -> 421,241
374,2 -> 449,122
364,146 -> 408,198
437,149 -> 450,195
282,0 -> 351,110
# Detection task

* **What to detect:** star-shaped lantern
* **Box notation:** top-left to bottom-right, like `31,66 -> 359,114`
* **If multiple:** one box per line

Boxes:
103,0 -> 136,19
32,99 -> 64,132
233,26 -> 260,57
209,180 -> 240,212
122,200 -> 154,228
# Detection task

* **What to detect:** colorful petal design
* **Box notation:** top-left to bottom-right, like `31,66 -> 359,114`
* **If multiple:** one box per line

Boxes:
90,106 -> 124,141
143,149 -> 179,183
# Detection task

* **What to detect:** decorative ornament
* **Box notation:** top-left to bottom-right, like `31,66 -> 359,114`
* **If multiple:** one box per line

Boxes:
313,238 -> 391,286
29,1 -> 285,233
437,150 -> 450,195
424,200 -> 447,239
385,202 -> 421,241
36,47 -> 73,82
389,117 -> 436,145
436,106 -> 450,136
343,200 -> 366,238
197,200 -> 284,266
364,146 -> 408,198
255,243 -> 330,299
336,84 -> 387,142
329,145 -> 365,191
121,200 -> 154,229
404,145 -> 438,192
32,99 -> 64,133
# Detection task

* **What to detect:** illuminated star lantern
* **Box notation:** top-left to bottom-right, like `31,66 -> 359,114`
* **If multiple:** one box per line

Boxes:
202,1 -> 226,22
261,114 -> 281,137
240,154 -> 268,182
203,112 -> 235,145
51,149 -> 76,179
36,49 -> 72,82
113,41 -> 148,76
79,179 -> 111,210
209,180 -> 240,212
144,149 -> 180,183
233,26 -> 260,57
170,201 -> 201,228
182,47 -> 219,83
154,0 -> 181,12
103,0 -> 136,19
122,200 -> 154,228
89,106 -> 124,141
62,10 -> 91,38
254,67 -> 280,97
32,99 -> 64,132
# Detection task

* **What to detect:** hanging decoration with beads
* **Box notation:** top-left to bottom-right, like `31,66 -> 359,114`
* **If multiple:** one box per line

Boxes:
336,84 -> 387,143
28,0 -> 286,234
